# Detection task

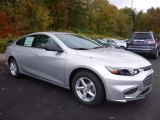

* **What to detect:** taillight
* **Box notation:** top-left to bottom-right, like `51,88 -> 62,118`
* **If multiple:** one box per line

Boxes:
148,40 -> 155,45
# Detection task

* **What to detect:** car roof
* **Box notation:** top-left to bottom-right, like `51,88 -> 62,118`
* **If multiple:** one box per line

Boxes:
133,32 -> 153,34
27,32 -> 73,36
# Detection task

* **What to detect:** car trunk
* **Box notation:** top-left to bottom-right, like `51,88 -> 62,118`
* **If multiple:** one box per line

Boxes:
127,33 -> 155,47
129,39 -> 153,46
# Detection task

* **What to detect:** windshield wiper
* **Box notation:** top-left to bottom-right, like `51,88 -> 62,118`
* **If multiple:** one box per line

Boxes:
73,48 -> 89,50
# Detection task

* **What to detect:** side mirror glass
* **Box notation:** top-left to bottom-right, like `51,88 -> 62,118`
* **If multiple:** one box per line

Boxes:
45,43 -> 63,52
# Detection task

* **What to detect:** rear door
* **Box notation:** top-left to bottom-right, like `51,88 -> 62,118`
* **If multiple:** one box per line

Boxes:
15,35 -> 37,75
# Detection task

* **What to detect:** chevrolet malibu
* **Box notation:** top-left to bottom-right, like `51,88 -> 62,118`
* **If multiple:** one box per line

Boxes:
5,32 -> 153,106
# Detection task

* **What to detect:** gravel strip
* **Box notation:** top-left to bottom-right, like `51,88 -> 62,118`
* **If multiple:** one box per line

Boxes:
0,53 -> 5,62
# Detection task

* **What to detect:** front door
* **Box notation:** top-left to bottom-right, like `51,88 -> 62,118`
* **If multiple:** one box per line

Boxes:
31,34 -> 66,85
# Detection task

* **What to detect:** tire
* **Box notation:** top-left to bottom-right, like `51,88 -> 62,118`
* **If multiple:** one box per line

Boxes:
72,71 -> 105,106
120,46 -> 125,50
9,59 -> 21,77
152,49 -> 159,59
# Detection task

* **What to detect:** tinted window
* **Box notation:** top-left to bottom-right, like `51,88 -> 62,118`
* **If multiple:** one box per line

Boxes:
130,33 -> 152,39
16,37 -> 25,46
108,40 -> 116,45
35,35 -> 58,49
108,40 -> 115,43
55,34 -> 100,49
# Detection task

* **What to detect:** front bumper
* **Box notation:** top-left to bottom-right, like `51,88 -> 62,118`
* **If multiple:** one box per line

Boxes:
103,68 -> 153,102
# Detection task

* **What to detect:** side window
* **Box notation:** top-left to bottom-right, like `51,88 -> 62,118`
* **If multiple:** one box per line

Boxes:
35,35 -> 59,49
108,40 -> 115,45
16,35 -> 37,47
16,37 -> 25,46
24,36 -> 36,47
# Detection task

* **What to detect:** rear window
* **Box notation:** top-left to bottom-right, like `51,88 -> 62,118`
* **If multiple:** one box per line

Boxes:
130,33 -> 152,40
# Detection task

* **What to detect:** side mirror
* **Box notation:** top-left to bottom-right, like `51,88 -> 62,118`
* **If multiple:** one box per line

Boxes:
45,43 -> 63,52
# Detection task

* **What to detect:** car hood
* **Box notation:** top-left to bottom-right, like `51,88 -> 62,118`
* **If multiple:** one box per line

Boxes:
76,48 -> 151,68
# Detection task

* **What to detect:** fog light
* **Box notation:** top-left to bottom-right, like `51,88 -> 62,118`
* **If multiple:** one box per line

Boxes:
124,87 -> 138,95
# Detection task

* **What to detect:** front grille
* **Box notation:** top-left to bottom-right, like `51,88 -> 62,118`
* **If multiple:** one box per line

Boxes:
143,75 -> 153,87
141,66 -> 152,71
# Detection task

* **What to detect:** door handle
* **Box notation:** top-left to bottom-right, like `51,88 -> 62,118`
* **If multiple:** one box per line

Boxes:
16,49 -> 21,52
34,52 -> 39,55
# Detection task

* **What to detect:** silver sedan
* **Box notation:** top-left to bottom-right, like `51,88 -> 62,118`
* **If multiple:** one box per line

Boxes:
5,32 -> 153,106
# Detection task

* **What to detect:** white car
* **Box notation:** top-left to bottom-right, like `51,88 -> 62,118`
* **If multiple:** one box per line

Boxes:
104,38 -> 127,49
5,32 -> 153,106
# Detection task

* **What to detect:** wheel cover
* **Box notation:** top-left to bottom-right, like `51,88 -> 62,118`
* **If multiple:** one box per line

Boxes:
10,62 -> 17,76
75,77 -> 96,102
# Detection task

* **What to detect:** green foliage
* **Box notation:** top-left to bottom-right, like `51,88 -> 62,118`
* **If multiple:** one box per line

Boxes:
0,0 -> 53,33
0,0 -> 160,40
0,37 -> 18,53
0,40 -> 7,53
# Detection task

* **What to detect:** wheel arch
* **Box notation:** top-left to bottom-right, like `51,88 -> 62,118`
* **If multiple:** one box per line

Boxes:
69,67 -> 107,97
8,56 -> 15,64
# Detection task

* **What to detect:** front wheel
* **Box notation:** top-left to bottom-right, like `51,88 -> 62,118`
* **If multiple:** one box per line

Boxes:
72,71 -> 105,106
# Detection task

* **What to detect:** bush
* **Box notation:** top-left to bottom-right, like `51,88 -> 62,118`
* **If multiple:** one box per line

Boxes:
0,39 -> 14,53
0,40 -> 7,53
0,36 -> 19,53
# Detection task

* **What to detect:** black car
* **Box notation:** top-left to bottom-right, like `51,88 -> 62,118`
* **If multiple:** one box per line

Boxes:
126,32 -> 160,59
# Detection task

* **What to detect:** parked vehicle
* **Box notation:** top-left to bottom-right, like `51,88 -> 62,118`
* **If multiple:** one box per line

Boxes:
92,39 -> 108,46
113,39 -> 127,49
126,32 -> 160,59
103,39 -> 126,49
5,32 -> 153,106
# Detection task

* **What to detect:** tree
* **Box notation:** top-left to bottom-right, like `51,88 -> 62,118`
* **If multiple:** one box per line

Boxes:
14,0 -> 53,32
120,7 -> 137,33
0,11 -> 9,30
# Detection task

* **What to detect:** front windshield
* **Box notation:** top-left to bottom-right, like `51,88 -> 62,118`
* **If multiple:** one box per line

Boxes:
54,34 -> 101,50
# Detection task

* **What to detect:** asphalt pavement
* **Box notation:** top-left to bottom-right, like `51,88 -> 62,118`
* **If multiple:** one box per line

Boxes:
0,56 -> 160,120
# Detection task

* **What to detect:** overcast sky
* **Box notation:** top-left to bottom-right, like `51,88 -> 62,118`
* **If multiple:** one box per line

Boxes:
108,0 -> 160,12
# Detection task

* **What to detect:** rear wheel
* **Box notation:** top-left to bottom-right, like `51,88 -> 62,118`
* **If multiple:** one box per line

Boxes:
120,46 -> 125,50
152,49 -> 159,59
72,71 -> 105,106
9,59 -> 21,77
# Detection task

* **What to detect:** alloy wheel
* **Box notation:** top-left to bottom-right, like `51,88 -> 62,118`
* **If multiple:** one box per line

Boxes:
75,77 -> 96,102
10,62 -> 17,76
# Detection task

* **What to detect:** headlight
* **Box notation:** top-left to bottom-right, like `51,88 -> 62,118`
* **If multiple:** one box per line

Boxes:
106,67 -> 140,76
